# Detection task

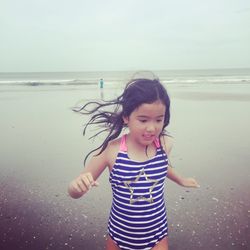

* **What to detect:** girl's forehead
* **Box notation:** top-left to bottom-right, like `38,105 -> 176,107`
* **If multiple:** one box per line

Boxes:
134,101 -> 166,115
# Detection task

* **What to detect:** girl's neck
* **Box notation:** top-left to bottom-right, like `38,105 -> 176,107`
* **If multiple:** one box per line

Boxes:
126,134 -> 157,162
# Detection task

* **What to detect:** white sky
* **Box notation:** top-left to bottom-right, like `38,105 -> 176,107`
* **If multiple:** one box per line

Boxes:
1,0 -> 250,72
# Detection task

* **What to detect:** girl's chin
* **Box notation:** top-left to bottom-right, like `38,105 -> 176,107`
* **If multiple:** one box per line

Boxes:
141,136 -> 155,144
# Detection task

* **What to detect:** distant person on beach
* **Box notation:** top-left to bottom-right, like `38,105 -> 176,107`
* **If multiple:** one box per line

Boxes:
68,77 -> 199,250
99,78 -> 104,89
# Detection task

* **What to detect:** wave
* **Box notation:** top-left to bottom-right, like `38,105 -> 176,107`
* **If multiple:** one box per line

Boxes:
0,76 -> 250,87
0,79 -> 99,86
162,77 -> 250,84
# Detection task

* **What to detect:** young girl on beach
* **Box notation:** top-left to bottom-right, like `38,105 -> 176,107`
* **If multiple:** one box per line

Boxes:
68,77 -> 199,250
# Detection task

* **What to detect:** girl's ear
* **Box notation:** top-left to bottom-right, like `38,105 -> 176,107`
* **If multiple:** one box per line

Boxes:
123,116 -> 129,124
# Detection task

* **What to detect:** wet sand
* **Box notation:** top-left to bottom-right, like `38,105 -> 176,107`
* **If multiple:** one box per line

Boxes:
0,84 -> 249,250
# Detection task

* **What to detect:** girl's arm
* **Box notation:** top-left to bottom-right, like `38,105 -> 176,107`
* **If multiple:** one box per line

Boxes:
161,135 -> 199,188
68,147 -> 109,199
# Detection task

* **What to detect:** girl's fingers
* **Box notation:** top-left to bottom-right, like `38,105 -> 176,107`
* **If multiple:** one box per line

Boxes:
85,172 -> 99,187
76,178 -> 87,192
69,172 -> 99,197
194,181 -> 200,188
79,172 -> 99,191
190,178 -> 200,188
72,181 -> 84,193
183,178 -> 200,188
92,181 -> 99,187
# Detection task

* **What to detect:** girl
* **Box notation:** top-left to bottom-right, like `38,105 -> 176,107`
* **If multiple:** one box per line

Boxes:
68,77 -> 199,250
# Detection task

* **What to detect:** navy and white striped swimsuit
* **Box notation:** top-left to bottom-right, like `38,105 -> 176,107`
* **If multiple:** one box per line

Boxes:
108,135 -> 168,250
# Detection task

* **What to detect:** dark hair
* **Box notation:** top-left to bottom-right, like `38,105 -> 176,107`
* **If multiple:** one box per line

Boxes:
74,77 -> 170,165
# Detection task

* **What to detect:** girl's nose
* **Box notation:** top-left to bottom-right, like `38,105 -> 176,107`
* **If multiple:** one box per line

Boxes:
146,123 -> 155,132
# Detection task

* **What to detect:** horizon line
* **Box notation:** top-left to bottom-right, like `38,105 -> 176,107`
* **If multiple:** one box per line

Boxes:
0,67 -> 250,74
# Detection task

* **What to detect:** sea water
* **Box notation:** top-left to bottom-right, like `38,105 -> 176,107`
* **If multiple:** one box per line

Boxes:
0,68 -> 250,87
1,69 -> 250,103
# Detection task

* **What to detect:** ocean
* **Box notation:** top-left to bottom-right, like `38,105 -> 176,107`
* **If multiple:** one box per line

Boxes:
0,68 -> 250,88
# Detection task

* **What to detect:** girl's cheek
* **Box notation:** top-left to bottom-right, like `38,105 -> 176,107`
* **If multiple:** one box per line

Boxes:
158,123 -> 165,131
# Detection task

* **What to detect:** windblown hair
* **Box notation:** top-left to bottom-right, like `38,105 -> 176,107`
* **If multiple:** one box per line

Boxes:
74,77 -> 170,165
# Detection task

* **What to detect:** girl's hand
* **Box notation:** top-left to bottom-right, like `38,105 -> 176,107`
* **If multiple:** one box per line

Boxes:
68,172 -> 99,198
179,177 -> 200,188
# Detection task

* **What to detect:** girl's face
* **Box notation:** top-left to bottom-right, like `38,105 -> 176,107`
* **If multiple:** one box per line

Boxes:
123,100 -> 166,147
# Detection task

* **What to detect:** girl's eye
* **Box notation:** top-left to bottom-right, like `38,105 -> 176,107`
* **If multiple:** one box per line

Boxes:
157,119 -> 163,123
139,119 -> 147,123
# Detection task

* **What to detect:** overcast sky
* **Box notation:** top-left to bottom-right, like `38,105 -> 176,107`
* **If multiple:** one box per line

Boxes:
1,0 -> 250,72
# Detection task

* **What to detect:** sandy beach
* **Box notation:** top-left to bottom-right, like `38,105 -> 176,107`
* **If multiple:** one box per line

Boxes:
0,82 -> 249,250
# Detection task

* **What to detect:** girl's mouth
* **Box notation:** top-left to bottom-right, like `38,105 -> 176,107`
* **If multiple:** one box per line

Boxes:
143,134 -> 155,140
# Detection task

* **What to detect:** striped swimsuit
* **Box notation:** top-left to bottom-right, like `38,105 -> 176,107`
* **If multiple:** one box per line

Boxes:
108,135 -> 168,250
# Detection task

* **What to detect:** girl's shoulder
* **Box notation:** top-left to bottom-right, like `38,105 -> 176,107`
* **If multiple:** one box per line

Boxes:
160,134 -> 174,156
105,137 -> 122,167
107,136 -> 122,149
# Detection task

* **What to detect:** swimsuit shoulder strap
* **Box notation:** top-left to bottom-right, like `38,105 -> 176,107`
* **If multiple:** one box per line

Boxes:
119,134 -> 128,152
154,137 -> 161,149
